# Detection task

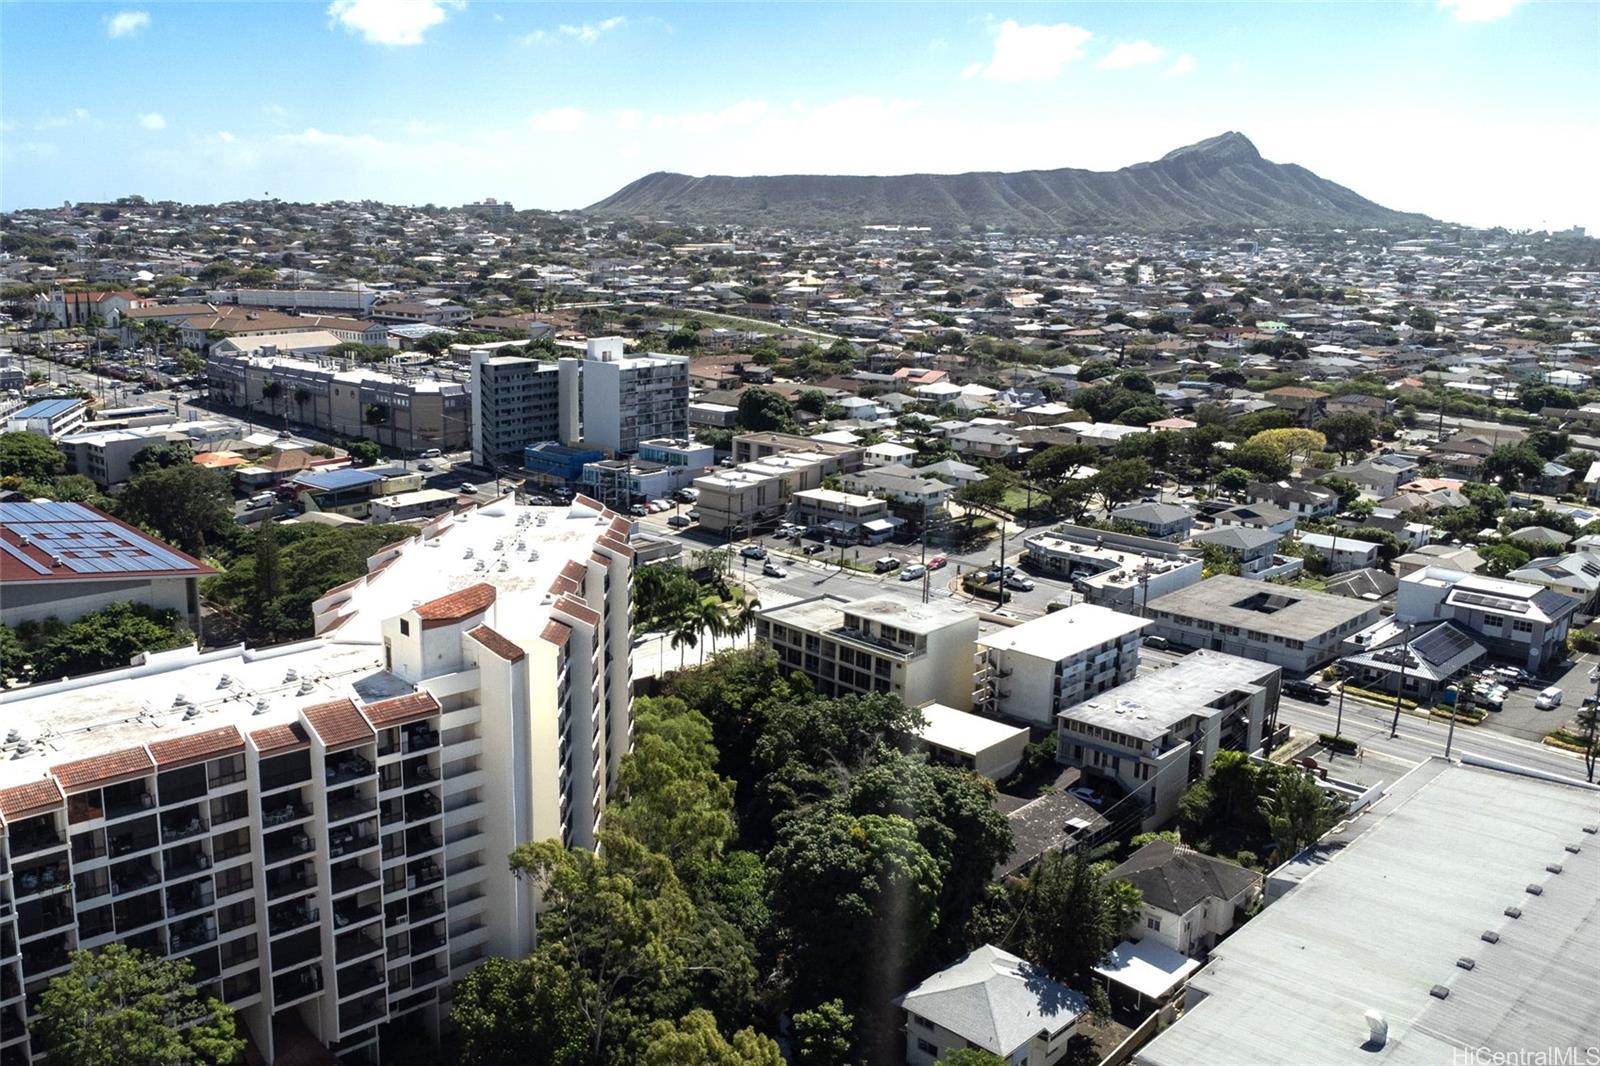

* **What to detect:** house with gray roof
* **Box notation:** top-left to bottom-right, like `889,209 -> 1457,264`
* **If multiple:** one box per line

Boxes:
1111,501 -> 1196,541
1190,525 -> 1285,577
897,944 -> 1086,1066
1105,840 -> 1262,958
1506,550 -> 1600,612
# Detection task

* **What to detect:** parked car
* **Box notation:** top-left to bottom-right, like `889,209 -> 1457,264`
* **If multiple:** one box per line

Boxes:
628,504 -> 648,517
421,448 -> 443,459
1004,575 -> 1034,591
762,562 -> 788,578
1535,685 -> 1564,710
418,461 -> 434,471
927,554 -> 948,570
245,491 -> 276,509
458,484 -> 479,495
899,564 -> 927,582
1143,635 -> 1170,651
740,545 -> 767,559
874,557 -> 902,573
803,543 -> 827,555
667,515 -> 692,528
1283,679 -> 1330,704
1068,786 -> 1106,808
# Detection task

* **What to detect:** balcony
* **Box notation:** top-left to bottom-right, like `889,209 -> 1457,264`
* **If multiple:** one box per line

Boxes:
402,724 -> 439,754
103,782 -> 155,821
218,934 -> 258,971
169,916 -> 217,954
330,860 -> 380,898
8,818 -> 64,859
164,844 -> 212,881
333,898 -> 381,932
264,827 -> 315,867
165,879 -> 215,918
266,862 -> 316,901
337,960 -> 385,1000
108,818 -> 159,859
410,891 -> 445,925
110,858 -> 160,896
402,760 -> 437,791
272,963 -> 323,1005
21,933 -> 71,976
160,810 -> 209,845
113,891 -> 164,933
268,899 -> 319,936
410,955 -> 448,989
404,792 -> 441,822
327,792 -> 377,827
261,799 -> 311,830
17,897 -> 75,940
406,858 -> 443,892
338,990 -> 387,1035
13,859 -> 69,899
409,922 -> 445,958
335,928 -> 382,965
326,753 -> 374,788
272,929 -> 322,973
404,828 -> 441,857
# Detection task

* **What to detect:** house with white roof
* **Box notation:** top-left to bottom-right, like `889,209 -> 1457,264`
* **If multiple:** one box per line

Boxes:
898,945 -> 1086,1066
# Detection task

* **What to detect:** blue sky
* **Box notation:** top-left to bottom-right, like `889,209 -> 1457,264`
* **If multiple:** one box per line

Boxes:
3,1 -> 1596,229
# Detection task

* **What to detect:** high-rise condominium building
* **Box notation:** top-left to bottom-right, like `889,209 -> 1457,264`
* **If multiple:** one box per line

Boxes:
469,349 -> 561,468
0,497 -> 634,1064
562,337 -> 689,457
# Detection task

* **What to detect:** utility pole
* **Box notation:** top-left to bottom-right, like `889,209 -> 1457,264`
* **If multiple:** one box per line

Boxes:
1445,680 -> 1471,760
1333,662 -> 1348,739
1388,649 -> 1410,739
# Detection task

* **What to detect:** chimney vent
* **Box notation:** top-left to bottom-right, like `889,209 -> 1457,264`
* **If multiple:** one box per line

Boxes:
1363,1010 -> 1387,1049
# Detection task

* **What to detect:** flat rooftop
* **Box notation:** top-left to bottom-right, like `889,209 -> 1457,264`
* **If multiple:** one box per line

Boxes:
1137,758 -> 1600,1066
977,603 -> 1150,660
1062,649 -> 1277,740
1148,573 -> 1377,639
760,592 -> 974,639
915,702 -> 1028,756
1,501 -> 214,584
0,498 -> 626,789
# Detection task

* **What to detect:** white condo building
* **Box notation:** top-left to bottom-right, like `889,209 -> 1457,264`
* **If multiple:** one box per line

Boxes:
974,604 -> 1151,727
0,496 -> 634,1064
562,337 -> 689,456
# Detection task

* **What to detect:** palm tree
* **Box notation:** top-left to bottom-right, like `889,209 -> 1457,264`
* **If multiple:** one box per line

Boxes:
730,593 -> 761,647
293,388 -> 311,426
694,599 -> 731,665
670,615 -> 699,670
261,381 -> 284,424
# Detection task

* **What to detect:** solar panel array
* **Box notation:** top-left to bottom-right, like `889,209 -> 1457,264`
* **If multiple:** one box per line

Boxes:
0,501 -> 196,575
1412,625 -> 1477,667
1450,590 -> 1532,615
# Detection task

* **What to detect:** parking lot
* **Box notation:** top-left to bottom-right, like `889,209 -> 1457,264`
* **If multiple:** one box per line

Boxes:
1475,652 -> 1597,744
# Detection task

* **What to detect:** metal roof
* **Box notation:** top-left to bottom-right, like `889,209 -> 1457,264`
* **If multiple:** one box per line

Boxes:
0,501 -> 213,582
10,398 -> 82,419
292,468 -> 384,491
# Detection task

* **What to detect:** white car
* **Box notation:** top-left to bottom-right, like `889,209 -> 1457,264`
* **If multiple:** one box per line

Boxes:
762,562 -> 788,578
1068,786 -> 1106,808
899,564 -> 927,581
458,483 -> 478,495
740,545 -> 767,559
1535,686 -> 1564,710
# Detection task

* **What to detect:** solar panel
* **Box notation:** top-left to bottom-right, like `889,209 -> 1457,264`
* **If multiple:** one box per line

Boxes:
0,539 -> 51,574
1413,625 -> 1475,666
1451,591 -> 1531,615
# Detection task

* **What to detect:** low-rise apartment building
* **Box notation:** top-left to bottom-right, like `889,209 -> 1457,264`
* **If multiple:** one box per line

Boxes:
790,488 -> 897,543
731,431 -> 864,471
692,452 -> 836,535
0,497 -> 634,1064
754,593 -> 979,710
1145,575 -> 1380,674
207,351 -> 469,454
974,605 -> 1150,727
1023,525 -> 1203,612
1057,650 -> 1280,829
6,398 -> 88,440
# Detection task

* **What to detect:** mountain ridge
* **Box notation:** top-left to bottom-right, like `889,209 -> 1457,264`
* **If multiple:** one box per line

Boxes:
586,133 -> 1429,231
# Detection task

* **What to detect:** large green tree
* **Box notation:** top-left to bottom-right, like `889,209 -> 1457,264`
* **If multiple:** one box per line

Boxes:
450,954 -> 592,1066
1315,413 -> 1378,463
33,944 -> 244,1066
12,602 -> 190,681
1019,851 -> 1141,990
118,463 -> 232,555
791,999 -> 857,1066
640,1009 -> 781,1066
1260,767 -> 1346,860
0,430 -> 66,481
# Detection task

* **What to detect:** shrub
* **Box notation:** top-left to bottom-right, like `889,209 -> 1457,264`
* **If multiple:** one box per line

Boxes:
1318,733 -> 1359,755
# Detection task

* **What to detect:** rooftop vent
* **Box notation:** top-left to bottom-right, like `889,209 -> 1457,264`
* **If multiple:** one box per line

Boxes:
1525,884 -> 1544,896
1455,957 -> 1476,971
1363,1010 -> 1387,1049
1504,906 -> 1522,918
1546,863 -> 1563,874
284,668 -> 298,682
254,698 -> 270,715
1565,843 -> 1581,854
4,729 -> 20,744
217,674 -> 233,688
1429,985 -> 1450,1000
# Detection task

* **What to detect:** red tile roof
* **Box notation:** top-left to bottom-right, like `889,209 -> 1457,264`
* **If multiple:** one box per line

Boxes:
149,725 -> 246,769
0,778 -> 64,822
250,722 -> 310,754
468,624 -> 526,662
302,698 -> 375,751
561,560 -> 587,582
608,516 -> 631,537
51,746 -> 155,792
415,582 -> 496,628
361,692 -> 442,727
541,620 -> 572,648
550,575 -> 579,596
554,595 -> 600,627
573,494 -> 605,511
597,534 -> 635,559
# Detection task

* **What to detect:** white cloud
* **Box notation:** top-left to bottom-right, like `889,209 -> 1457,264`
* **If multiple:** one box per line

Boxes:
558,16 -> 626,43
104,10 -> 150,38
139,112 -> 166,130
216,131 -> 237,143
1166,54 -> 1196,76
262,103 -> 290,118
326,0 -> 462,46
35,109 -> 91,130
1098,40 -> 1166,70
612,108 -> 645,131
974,20 -> 1093,81
529,107 -> 586,133
1438,0 -> 1522,21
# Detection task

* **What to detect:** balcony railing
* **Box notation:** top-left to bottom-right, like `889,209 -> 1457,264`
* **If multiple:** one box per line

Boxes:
261,800 -> 310,830
273,963 -> 323,1004
269,900 -> 319,936
326,753 -> 374,787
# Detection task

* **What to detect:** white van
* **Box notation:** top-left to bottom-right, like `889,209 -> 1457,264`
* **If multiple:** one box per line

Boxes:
420,448 -> 443,459
246,491 -> 276,509
1534,686 -> 1564,710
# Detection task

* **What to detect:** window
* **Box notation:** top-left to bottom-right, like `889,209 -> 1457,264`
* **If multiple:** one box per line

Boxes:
400,619 -> 411,636
916,1038 -> 938,1055
915,1016 -> 935,1031
1146,916 -> 1162,931
1512,619 -> 1534,634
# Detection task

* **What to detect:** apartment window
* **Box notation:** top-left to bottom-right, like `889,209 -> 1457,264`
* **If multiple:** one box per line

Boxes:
1512,620 -> 1534,633
917,1038 -> 939,1055
1146,916 -> 1162,932
400,619 -> 411,637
